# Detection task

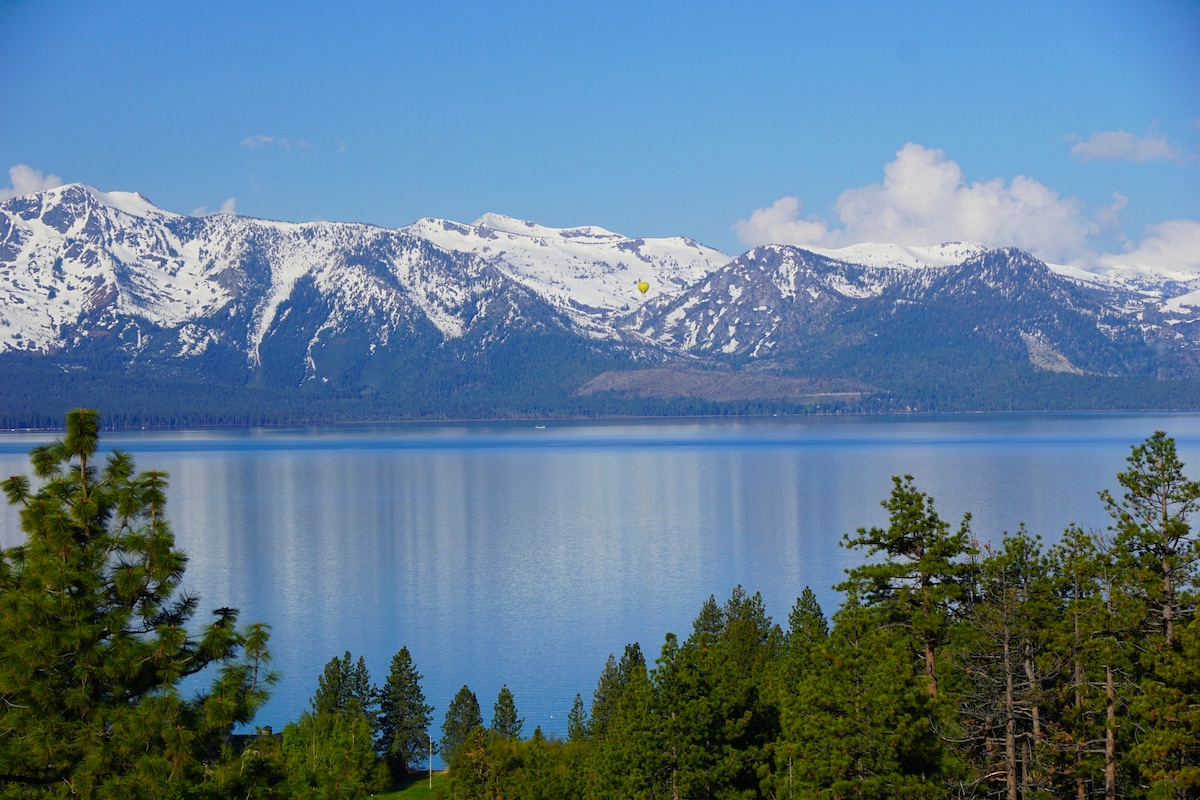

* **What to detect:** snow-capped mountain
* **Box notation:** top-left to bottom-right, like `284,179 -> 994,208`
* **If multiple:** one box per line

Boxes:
2,183 -> 1199,422
0,184 -> 725,361
630,243 -> 1199,376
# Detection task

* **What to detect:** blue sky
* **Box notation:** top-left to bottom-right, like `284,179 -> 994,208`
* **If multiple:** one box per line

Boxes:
1,0 -> 1197,269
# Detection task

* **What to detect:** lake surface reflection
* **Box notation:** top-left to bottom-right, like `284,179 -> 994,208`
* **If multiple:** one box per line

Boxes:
3,413 -> 1199,755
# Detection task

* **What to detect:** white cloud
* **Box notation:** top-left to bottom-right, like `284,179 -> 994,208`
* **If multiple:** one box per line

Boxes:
1099,220 -> 1200,274
735,143 -> 1097,264
1068,129 -> 1180,162
191,197 -> 238,217
241,135 -> 290,150
0,164 -> 63,200
731,197 -> 831,248
1092,191 -> 1129,234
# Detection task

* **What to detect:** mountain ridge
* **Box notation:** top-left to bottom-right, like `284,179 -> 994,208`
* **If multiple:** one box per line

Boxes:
3,183 -> 1200,425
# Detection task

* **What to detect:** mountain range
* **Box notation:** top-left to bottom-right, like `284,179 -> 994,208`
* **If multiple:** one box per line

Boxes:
2,184 -> 1199,426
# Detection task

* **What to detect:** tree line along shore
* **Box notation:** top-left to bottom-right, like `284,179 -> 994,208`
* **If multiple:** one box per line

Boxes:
2,410 -> 1197,798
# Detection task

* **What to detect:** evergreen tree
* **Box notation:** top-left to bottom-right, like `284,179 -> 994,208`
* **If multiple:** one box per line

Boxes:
205,729 -> 289,800
838,474 -> 977,695
566,693 -> 587,743
282,708 -> 388,799
690,593 -> 724,641
0,409 -> 276,797
1102,432 -> 1200,797
378,645 -> 434,777
1042,524 -> 1135,799
1101,431 -> 1199,647
786,585 -> 829,656
589,655 -> 662,799
783,598 -> 948,799
647,587 -> 781,799
588,643 -> 643,741
588,653 -> 621,741
492,684 -> 524,739
954,529 -> 1058,799
441,685 -> 483,768
312,651 -> 378,726
1129,613 -> 1200,798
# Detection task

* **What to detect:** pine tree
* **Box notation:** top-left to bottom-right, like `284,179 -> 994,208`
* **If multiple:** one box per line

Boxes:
783,598 -> 947,799
378,645 -> 434,777
441,685 -> 483,768
492,684 -> 524,739
589,643 -> 644,741
1101,431 -> 1200,647
0,409 -> 276,797
281,707 -> 388,799
838,474 -> 977,695
1102,432 -> 1200,797
312,651 -> 378,725
566,693 -> 587,743
954,529 -> 1058,799
786,585 -> 829,657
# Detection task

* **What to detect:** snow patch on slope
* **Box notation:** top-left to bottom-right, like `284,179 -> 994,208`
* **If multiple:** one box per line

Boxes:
404,213 -> 731,332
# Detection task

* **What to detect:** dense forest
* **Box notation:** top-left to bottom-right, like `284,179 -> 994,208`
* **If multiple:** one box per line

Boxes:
1,412 -> 1197,798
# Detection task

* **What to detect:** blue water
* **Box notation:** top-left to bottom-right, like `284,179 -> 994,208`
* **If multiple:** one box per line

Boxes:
3,413 -> 1199,764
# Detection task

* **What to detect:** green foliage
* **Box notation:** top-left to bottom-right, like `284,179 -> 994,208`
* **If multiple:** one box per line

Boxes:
781,600 -> 948,799
1102,430 -> 1200,645
838,475 -> 977,694
312,651 -> 378,723
0,409 -> 276,798
1129,613 -> 1200,798
566,693 -> 587,743
491,684 -> 524,739
952,528 -> 1059,798
523,433 -> 1199,799
203,730 -> 289,800
281,709 -> 388,799
280,652 -> 389,799
587,643 -> 644,741
440,685 -> 483,769
378,646 -> 435,777
1101,432 -> 1200,797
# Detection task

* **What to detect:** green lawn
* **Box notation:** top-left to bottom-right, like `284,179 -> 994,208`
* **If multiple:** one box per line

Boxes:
374,770 -> 451,799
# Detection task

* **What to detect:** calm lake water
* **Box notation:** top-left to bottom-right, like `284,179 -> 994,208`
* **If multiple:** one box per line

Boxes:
3,413 -> 1200,758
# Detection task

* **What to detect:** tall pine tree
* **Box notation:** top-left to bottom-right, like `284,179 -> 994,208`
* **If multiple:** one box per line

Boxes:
0,409 -> 276,797
441,685 -> 483,768
492,684 -> 524,739
378,645 -> 434,777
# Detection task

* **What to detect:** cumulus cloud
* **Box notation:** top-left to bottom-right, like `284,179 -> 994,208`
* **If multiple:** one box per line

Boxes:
1099,220 -> 1200,274
732,197 -> 831,248
191,197 -> 238,217
0,164 -> 63,200
734,143 -> 1097,264
241,135 -> 291,150
1068,129 -> 1181,162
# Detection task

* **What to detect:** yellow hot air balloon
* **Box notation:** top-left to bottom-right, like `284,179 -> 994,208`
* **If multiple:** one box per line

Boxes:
637,280 -> 650,296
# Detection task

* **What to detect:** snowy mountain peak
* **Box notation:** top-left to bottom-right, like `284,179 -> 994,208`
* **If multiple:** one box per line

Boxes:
21,183 -> 178,221
4,182 -> 1199,391
798,240 -> 990,269
471,212 -> 623,242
